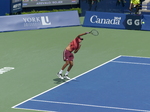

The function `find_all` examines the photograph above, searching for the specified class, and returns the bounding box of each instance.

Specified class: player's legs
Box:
[57,50,74,79]
[63,61,73,80]
[57,61,69,79]
[62,61,70,70]
[60,60,73,72]
[67,61,73,72]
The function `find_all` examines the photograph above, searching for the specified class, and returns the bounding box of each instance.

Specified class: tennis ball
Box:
[142,22,145,24]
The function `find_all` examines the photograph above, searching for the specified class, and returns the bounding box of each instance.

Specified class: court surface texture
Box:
[1,17,150,112]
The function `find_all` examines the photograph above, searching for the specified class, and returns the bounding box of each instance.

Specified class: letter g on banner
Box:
[134,19,140,26]
[127,19,140,26]
[127,19,132,25]
[124,15,142,30]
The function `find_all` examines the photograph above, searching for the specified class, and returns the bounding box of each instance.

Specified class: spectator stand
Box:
[139,0,150,14]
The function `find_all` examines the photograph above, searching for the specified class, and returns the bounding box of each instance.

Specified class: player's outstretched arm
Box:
[77,32,89,37]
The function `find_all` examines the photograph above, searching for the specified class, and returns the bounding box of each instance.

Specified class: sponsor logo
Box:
[127,19,143,26]
[23,16,51,27]
[41,16,51,25]
[90,15,121,25]
[13,3,22,11]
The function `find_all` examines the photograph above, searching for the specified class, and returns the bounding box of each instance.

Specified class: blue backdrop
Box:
[0,0,11,16]
[80,0,130,16]
[0,0,22,16]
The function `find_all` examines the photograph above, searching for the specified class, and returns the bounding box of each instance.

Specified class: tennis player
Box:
[57,32,89,79]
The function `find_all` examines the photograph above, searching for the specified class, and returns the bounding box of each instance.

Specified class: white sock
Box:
[59,70,63,74]
[65,71,69,76]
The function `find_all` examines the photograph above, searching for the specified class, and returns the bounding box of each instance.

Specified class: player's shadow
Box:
[53,78,66,84]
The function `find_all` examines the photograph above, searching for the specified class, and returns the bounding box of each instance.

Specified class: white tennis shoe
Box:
[57,73,64,79]
[64,75,71,80]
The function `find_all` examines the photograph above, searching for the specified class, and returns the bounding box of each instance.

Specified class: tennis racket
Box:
[89,29,99,36]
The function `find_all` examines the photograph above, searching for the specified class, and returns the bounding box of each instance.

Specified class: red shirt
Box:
[69,37,80,52]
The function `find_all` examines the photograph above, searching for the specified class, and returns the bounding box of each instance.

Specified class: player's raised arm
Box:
[77,32,89,37]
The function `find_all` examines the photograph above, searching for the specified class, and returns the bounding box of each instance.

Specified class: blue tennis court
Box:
[12,56,150,112]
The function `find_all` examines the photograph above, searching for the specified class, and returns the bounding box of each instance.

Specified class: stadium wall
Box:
[83,11,150,31]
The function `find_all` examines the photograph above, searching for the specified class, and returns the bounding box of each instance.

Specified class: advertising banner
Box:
[11,0,22,13]
[83,11,126,29]
[124,14,142,30]
[83,11,150,31]
[0,11,80,32]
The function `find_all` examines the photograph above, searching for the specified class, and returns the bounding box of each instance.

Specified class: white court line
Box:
[121,55,150,59]
[0,67,14,74]
[12,55,122,109]
[112,61,150,66]
[13,107,56,112]
[30,99,150,112]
